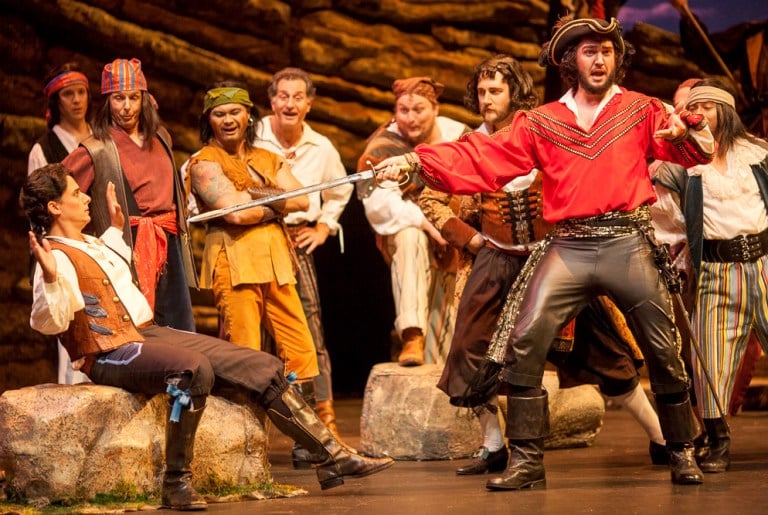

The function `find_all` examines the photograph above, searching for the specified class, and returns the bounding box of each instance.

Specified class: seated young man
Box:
[21,164,392,511]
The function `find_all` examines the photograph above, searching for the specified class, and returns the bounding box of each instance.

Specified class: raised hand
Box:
[29,231,57,283]
[106,181,125,230]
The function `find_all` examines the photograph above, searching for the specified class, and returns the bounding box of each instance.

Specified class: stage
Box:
[205,396,768,515]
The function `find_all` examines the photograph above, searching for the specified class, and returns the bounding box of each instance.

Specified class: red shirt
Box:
[417,89,711,224]
[63,126,175,216]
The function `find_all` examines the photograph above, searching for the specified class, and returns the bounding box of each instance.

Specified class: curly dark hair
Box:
[20,163,71,239]
[557,38,635,91]
[464,54,539,114]
[199,80,259,146]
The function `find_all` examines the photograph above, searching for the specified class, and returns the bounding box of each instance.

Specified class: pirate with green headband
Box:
[188,81,321,399]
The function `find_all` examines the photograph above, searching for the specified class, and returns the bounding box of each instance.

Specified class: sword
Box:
[640,224,731,431]
[188,161,410,224]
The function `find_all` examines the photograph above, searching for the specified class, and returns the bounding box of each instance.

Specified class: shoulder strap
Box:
[79,136,138,247]
[38,130,70,164]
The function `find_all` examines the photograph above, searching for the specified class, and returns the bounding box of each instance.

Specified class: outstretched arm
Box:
[651,108,714,167]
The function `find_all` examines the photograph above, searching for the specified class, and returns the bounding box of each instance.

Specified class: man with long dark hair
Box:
[654,78,768,474]
[61,58,196,333]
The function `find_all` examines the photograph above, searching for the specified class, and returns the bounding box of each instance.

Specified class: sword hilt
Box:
[367,159,411,188]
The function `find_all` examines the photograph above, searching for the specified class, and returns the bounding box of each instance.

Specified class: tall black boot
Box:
[486,391,549,491]
[290,381,324,469]
[162,405,208,511]
[265,386,394,490]
[655,396,704,485]
[699,418,730,473]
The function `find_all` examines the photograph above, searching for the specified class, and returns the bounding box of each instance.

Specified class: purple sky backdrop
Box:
[617,0,767,34]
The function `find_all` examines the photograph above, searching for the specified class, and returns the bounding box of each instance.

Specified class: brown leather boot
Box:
[291,381,325,469]
[317,399,357,452]
[162,405,208,511]
[398,327,425,366]
[266,387,394,490]
[486,391,549,491]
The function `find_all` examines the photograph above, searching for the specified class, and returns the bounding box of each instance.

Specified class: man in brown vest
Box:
[22,164,393,511]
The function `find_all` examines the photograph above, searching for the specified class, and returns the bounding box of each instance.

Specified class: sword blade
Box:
[188,169,374,223]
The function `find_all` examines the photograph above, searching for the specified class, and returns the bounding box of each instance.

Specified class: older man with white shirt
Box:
[252,67,353,462]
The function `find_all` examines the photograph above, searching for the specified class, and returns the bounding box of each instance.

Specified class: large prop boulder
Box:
[0,383,269,505]
[360,364,604,460]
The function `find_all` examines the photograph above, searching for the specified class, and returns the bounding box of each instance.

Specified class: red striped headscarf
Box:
[392,77,444,105]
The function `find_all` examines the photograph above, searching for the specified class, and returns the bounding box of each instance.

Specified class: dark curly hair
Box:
[557,37,634,91]
[464,54,539,114]
[199,80,259,146]
[20,164,71,239]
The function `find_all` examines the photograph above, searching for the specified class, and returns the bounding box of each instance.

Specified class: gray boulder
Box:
[360,364,604,460]
[0,383,269,505]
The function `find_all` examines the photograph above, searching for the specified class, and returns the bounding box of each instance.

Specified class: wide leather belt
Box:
[702,228,768,263]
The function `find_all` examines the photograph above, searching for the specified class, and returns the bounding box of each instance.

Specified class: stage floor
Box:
[206,397,767,515]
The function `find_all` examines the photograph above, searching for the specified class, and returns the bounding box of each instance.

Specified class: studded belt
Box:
[702,228,768,263]
[553,205,651,238]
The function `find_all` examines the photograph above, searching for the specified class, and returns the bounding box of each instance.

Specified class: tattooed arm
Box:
[189,159,275,225]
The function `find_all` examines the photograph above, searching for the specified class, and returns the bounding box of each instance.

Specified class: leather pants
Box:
[500,232,689,396]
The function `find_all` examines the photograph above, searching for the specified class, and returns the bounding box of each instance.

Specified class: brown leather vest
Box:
[50,242,144,372]
[480,172,552,248]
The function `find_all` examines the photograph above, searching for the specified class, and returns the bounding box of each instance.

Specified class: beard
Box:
[482,106,514,130]
[578,67,617,96]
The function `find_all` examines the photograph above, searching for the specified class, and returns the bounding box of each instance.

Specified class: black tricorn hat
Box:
[541,17,625,66]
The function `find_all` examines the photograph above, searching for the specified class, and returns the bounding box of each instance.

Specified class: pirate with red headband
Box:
[28,63,92,174]
[377,16,715,489]
[28,63,94,386]
[62,58,197,334]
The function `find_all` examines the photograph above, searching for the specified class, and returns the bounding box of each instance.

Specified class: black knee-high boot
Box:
[699,418,730,473]
[486,391,549,491]
[162,405,207,511]
[265,386,394,490]
[655,396,704,485]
